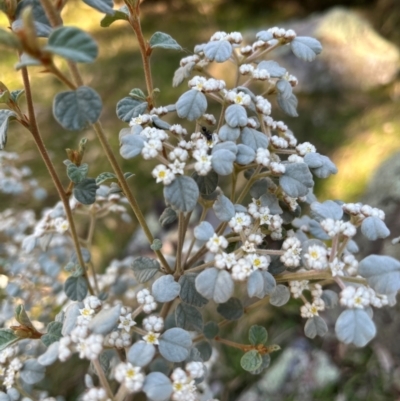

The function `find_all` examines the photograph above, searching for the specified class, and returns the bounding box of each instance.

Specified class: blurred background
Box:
[1,0,400,399]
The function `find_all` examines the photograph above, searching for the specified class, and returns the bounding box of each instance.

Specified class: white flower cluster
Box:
[210,31,243,44]
[137,289,158,313]
[171,362,205,401]
[0,347,21,389]
[255,95,272,115]
[340,286,388,309]
[289,278,309,298]
[320,218,356,238]
[129,114,153,126]
[296,142,316,156]
[114,362,145,393]
[143,315,164,332]
[180,54,200,67]
[267,27,297,40]
[342,202,385,222]
[300,284,325,318]
[188,76,226,92]
[224,90,251,106]
[280,236,302,267]
[58,296,104,361]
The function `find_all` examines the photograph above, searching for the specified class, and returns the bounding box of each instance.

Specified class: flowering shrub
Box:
[1,0,399,400]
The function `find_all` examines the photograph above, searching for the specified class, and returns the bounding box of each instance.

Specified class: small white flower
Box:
[143,331,160,345]
[84,296,102,310]
[246,253,270,270]
[228,212,252,233]
[168,159,186,175]
[300,302,320,318]
[193,150,212,176]
[329,258,345,277]
[118,313,137,332]
[206,234,228,253]
[79,306,95,320]
[152,165,176,185]
[225,90,251,106]
[114,362,144,393]
[296,142,316,156]
[241,240,257,253]
[340,286,370,309]
[210,31,228,41]
[54,217,69,233]
[304,245,328,270]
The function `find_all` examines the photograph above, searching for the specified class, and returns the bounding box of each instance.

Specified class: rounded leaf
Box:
[195,268,234,304]
[164,175,199,212]
[64,276,88,301]
[88,304,121,335]
[291,36,322,62]
[116,97,148,122]
[179,273,208,307]
[152,275,181,302]
[279,163,314,198]
[143,372,173,401]
[204,40,232,62]
[213,194,235,221]
[277,93,298,117]
[194,221,214,241]
[218,124,240,141]
[240,127,268,151]
[192,171,218,195]
[358,255,400,295]
[38,341,59,366]
[236,144,255,165]
[175,303,203,331]
[361,217,390,241]
[53,86,102,130]
[149,31,182,50]
[132,257,160,283]
[304,316,328,339]
[159,328,192,362]
[73,178,98,205]
[241,350,262,372]
[127,341,156,367]
[176,89,207,121]
[217,297,243,320]
[45,27,98,63]
[120,134,145,159]
[335,309,376,347]
[20,359,45,384]
[225,104,247,127]
[211,149,235,175]
[270,284,290,307]
[82,0,114,14]
[249,325,268,345]
[258,60,286,78]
